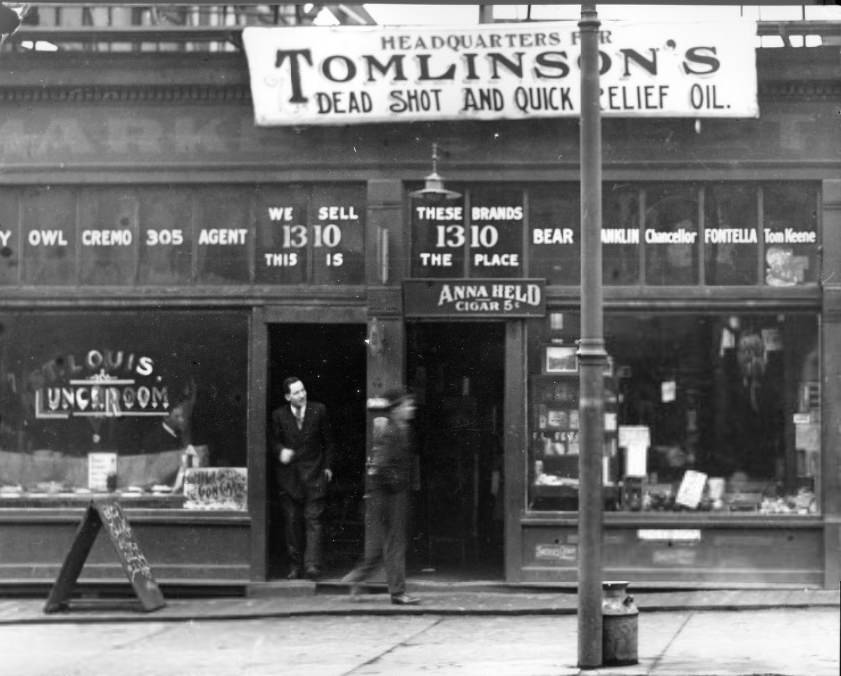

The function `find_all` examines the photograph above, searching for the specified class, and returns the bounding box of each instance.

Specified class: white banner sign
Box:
[242,20,758,126]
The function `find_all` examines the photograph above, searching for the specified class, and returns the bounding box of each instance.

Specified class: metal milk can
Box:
[602,580,639,666]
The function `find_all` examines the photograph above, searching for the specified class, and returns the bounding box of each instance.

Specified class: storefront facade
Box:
[0,24,839,589]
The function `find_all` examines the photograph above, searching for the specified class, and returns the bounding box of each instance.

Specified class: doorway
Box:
[267,323,367,579]
[407,322,506,580]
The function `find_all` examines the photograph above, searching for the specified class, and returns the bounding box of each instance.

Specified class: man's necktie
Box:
[294,407,303,430]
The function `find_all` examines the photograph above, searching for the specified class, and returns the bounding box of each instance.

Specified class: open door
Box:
[407,321,505,580]
[267,323,367,578]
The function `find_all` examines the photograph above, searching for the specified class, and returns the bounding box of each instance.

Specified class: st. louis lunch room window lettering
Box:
[0,311,248,506]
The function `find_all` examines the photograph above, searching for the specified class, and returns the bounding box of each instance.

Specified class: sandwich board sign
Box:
[44,500,165,613]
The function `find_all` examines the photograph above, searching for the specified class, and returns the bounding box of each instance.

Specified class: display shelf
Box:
[530,372,618,493]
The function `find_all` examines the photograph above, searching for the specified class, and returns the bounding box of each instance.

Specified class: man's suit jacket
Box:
[141,423,184,455]
[271,401,334,501]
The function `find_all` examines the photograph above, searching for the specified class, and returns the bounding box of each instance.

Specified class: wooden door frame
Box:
[248,305,367,581]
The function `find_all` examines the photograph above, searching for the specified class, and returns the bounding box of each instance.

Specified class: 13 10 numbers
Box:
[282,224,344,266]
[435,224,499,249]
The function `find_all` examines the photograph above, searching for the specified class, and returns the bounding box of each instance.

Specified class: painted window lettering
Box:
[533,228,575,244]
[198,228,247,245]
[32,349,168,418]
[145,229,183,246]
[28,230,69,246]
[82,230,133,246]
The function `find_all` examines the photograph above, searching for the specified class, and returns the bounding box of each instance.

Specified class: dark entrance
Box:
[407,322,506,579]
[267,323,367,579]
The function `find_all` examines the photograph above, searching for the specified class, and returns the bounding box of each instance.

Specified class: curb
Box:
[1,588,838,625]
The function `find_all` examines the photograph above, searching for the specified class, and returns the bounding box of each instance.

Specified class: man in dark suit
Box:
[142,403,188,454]
[271,376,335,579]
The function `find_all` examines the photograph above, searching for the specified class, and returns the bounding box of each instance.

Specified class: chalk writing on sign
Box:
[97,502,154,584]
[44,500,165,613]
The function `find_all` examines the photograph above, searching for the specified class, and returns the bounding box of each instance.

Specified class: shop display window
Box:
[528,312,820,516]
[0,311,248,507]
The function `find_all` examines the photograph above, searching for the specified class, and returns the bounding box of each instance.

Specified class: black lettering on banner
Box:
[44,500,165,613]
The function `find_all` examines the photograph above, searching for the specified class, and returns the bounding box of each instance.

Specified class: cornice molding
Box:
[760,80,841,100]
[0,80,836,105]
[0,84,251,104]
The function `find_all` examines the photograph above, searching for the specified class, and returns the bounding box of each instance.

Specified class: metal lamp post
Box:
[577,2,606,670]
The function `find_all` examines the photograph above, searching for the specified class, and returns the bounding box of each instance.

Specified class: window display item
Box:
[87,453,117,492]
[675,470,708,509]
[619,426,649,478]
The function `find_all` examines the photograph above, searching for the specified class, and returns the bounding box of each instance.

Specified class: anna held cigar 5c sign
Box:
[403,279,546,318]
[242,20,758,126]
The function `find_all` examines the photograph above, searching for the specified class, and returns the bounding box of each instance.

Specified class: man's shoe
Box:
[390,593,420,606]
[286,567,301,580]
[304,567,321,580]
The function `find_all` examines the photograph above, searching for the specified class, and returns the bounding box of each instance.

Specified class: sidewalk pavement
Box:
[1,582,838,676]
[0,579,837,624]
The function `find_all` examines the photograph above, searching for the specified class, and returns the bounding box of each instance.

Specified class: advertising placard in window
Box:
[529,184,580,285]
[468,187,524,278]
[138,187,193,285]
[22,186,77,285]
[195,187,251,284]
[763,183,818,286]
[410,194,466,278]
[78,188,139,286]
